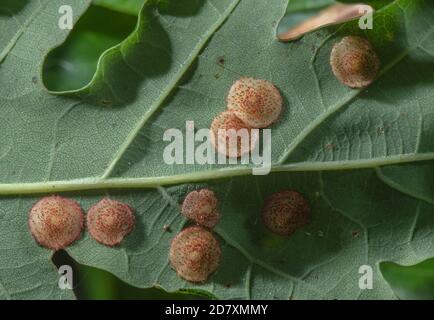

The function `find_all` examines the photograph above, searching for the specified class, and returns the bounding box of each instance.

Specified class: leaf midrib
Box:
[2,153,434,195]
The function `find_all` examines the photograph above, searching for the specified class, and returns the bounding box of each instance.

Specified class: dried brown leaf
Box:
[278,3,373,42]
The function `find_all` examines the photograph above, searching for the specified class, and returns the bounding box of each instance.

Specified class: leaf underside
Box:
[0,0,433,299]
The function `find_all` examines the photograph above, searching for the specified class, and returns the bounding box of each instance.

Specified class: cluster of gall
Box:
[211,77,283,158]
[29,196,135,250]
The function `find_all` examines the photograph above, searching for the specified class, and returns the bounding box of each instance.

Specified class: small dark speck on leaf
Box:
[325,143,335,150]
[224,283,231,288]
[32,76,38,84]
[163,225,172,232]
[217,56,225,66]
[377,126,388,136]
[352,230,360,238]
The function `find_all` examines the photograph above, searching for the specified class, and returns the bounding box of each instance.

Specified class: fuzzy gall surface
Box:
[28,195,84,250]
[262,190,310,236]
[181,189,220,229]
[330,36,380,88]
[210,110,258,158]
[169,226,221,283]
[87,198,135,247]
[227,77,282,128]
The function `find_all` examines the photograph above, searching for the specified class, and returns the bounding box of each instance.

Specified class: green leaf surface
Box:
[0,0,34,63]
[0,0,434,299]
[378,161,434,206]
